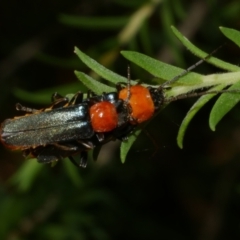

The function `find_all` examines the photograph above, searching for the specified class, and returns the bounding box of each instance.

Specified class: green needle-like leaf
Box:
[121,50,202,85]
[74,47,128,84]
[59,15,128,29]
[72,26,240,162]
[74,71,114,95]
[9,161,44,192]
[177,85,226,148]
[209,81,240,131]
[120,128,142,163]
[220,27,240,48]
[171,26,240,72]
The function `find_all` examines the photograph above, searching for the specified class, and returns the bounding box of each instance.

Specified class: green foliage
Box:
[209,81,240,131]
[2,2,240,239]
[59,15,129,30]
[171,26,240,71]
[220,26,240,47]
[9,161,44,192]
[74,26,240,160]
[74,47,129,85]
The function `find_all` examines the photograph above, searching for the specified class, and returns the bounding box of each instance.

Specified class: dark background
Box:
[1,0,240,239]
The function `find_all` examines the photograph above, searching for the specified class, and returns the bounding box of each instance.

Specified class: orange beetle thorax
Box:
[119,85,155,124]
[90,101,118,132]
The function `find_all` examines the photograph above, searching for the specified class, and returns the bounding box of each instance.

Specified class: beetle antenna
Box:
[166,88,240,103]
[159,44,225,90]
[126,64,131,103]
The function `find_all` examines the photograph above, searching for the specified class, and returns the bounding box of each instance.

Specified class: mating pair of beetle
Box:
[0,49,238,168]
[0,77,165,167]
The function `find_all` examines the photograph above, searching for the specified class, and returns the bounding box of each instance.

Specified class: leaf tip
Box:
[120,156,126,164]
[209,124,216,132]
[74,46,78,53]
[177,134,183,149]
[219,26,225,33]
[120,50,127,57]
[120,144,127,164]
[177,141,183,149]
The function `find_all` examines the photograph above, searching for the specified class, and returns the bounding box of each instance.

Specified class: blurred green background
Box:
[1,0,240,239]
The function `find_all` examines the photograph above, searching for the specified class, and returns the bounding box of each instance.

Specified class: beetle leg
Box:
[51,92,64,101]
[23,149,31,158]
[87,90,96,98]
[49,142,89,168]
[116,82,126,91]
[95,133,105,142]
[51,92,70,109]
[36,151,61,163]
[16,103,38,113]
[51,98,69,109]
[68,92,83,105]
[111,121,136,141]
[79,151,88,168]
[68,156,81,168]
[76,140,95,149]
[68,151,88,168]
[52,91,83,108]
[25,146,62,163]
[51,142,80,152]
